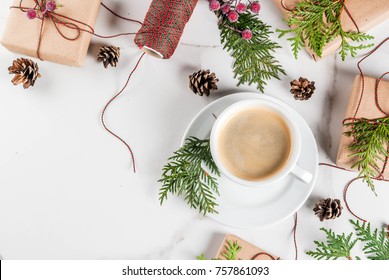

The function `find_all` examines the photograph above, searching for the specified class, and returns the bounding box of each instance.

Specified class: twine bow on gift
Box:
[319,37,389,223]
[10,0,141,61]
[11,0,96,60]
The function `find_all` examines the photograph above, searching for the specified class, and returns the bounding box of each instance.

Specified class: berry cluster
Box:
[209,0,261,40]
[26,1,59,20]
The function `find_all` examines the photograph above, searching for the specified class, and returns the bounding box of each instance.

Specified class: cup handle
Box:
[291,165,313,184]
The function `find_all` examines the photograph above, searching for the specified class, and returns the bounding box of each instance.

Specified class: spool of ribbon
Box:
[134,0,199,59]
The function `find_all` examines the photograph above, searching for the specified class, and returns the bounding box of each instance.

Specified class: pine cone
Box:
[386,225,389,239]
[97,45,120,68]
[8,58,41,89]
[189,70,219,96]
[290,77,316,100]
[313,198,343,222]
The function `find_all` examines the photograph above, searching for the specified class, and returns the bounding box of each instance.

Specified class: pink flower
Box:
[46,1,57,12]
[241,29,253,40]
[236,3,247,13]
[250,1,261,14]
[221,4,231,15]
[209,0,220,11]
[26,9,37,20]
[227,11,239,22]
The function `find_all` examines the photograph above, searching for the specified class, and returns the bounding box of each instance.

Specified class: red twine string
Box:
[280,0,294,12]
[293,212,298,260]
[100,2,143,26]
[101,53,145,173]
[251,252,278,260]
[319,163,389,223]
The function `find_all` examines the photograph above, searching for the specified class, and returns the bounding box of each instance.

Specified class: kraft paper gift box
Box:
[1,0,102,66]
[215,234,279,260]
[273,0,389,61]
[337,75,389,177]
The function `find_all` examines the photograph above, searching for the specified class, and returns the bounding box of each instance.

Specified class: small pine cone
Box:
[386,225,389,239]
[8,58,41,89]
[290,77,316,101]
[313,198,343,222]
[189,70,219,96]
[97,45,120,68]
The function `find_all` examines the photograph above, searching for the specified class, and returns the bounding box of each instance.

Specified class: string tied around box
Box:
[320,37,389,223]
[11,0,141,61]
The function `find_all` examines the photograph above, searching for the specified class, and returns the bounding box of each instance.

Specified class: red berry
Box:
[46,1,57,12]
[242,29,253,40]
[221,4,231,15]
[26,9,37,20]
[250,2,261,14]
[236,3,247,13]
[227,11,239,22]
[209,0,221,11]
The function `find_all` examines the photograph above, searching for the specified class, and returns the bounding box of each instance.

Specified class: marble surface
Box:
[0,0,389,260]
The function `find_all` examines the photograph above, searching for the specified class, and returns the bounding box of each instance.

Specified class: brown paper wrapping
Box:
[1,0,102,66]
[337,75,389,178]
[215,234,279,260]
[274,0,389,61]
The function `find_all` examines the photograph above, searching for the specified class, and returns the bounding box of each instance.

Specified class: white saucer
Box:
[182,93,318,228]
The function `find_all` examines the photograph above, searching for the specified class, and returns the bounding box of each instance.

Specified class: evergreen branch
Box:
[306,228,357,260]
[307,220,389,260]
[351,220,389,260]
[344,117,389,193]
[222,240,242,260]
[159,137,220,215]
[217,10,285,92]
[196,240,241,260]
[196,253,207,260]
[277,0,374,60]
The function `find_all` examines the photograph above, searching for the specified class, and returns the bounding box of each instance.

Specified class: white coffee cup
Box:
[210,99,312,187]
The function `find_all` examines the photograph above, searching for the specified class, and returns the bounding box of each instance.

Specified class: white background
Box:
[0,0,389,260]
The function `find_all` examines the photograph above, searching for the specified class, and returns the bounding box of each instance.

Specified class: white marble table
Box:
[0,0,388,260]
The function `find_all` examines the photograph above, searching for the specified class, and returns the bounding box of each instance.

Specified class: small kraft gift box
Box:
[215,234,279,260]
[1,0,102,66]
[274,0,389,61]
[337,75,389,178]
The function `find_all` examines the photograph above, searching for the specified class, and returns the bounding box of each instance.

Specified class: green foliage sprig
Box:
[306,228,357,260]
[222,240,242,260]
[351,220,389,260]
[307,220,389,260]
[277,0,374,60]
[343,117,389,193]
[197,240,241,260]
[159,137,220,215]
[212,4,285,92]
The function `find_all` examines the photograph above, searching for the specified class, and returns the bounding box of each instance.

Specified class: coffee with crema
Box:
[218,108,292,181]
